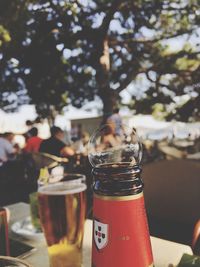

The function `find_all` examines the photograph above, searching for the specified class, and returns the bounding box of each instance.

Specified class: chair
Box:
[192,220,200,255]
[142,159,200,251]
[0,154,38,205]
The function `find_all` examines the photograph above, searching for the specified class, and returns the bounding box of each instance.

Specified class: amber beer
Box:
[92,163,154,267]
[38,181,86,267]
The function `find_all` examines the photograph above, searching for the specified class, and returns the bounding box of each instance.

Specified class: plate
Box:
[11,217,44,240]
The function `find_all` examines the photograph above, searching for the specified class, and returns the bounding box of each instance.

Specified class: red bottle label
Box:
[92,192,153,267]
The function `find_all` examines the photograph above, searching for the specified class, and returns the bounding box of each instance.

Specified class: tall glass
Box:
[38,181,87,267]
[0,256,32,267]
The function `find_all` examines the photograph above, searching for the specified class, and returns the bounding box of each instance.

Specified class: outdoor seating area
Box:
[1,1,200,266]
[1,126,200,258]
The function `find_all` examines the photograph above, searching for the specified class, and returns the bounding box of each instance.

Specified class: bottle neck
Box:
[92,163,143,196]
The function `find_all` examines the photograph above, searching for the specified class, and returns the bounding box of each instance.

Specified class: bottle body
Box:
[92,163,153,267]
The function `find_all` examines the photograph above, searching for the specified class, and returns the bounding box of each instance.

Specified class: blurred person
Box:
[24,127,43,153]
[26,120,33,129]
[102,124,121,148]
[39,126,74,157]
[13,134,26,149]
[33,116,46,137]
[70,122,78,142]
[0,132,17,166]
[80,131,90,155]
[63,129,71,145]
[82,131,90,147]
[77,123,83,140]
[107,107,123,136]
[34,116,42,125]
[71,129,89,155]
[23,120,34,141]
[131,127,139,144]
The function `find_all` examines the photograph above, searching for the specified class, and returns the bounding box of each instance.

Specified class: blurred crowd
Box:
[0,119,91,205]
[0,108,124,168]
[1,108,200,169]
[0,122,90,167]
[1,109,200,208]
[0,109,124,206]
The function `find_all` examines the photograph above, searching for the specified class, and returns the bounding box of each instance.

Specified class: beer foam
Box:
[38,181,86,195]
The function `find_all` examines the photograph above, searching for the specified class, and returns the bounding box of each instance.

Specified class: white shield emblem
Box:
[94,219,108,250]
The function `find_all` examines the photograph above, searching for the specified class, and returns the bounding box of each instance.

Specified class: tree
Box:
[0,0,200,121]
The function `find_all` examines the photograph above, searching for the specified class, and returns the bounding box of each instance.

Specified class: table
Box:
[187,152,200,160]
[158,144,186,159]
[7,202,193,267]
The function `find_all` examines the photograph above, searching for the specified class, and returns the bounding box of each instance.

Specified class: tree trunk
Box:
[96,37,117,121]
[100,87,117,120]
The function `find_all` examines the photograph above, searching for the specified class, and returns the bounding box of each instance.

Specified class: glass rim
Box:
[60,173,86,179]
[49,173,86,183]
[0,256,32,266]
[38,180,87,195]
[62,173,85,176]
[49,172,86,181]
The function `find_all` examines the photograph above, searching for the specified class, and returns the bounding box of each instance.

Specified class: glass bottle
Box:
[88,124,154,267]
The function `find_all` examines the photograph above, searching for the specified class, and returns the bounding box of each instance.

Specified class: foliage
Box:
[0,0,200,121]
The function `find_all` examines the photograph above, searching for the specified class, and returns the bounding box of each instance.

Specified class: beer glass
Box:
[30,173,86,232]
[38,180,87,267]
[0,256,32,267]
[47,172,86,185]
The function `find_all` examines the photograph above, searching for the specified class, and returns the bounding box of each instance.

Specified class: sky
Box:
[0,104,99,133]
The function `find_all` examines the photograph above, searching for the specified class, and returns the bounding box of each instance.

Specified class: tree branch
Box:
[109,27,198,46]
[100,0,123,37]
[115,68,141,94]
[145,72,172,91]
